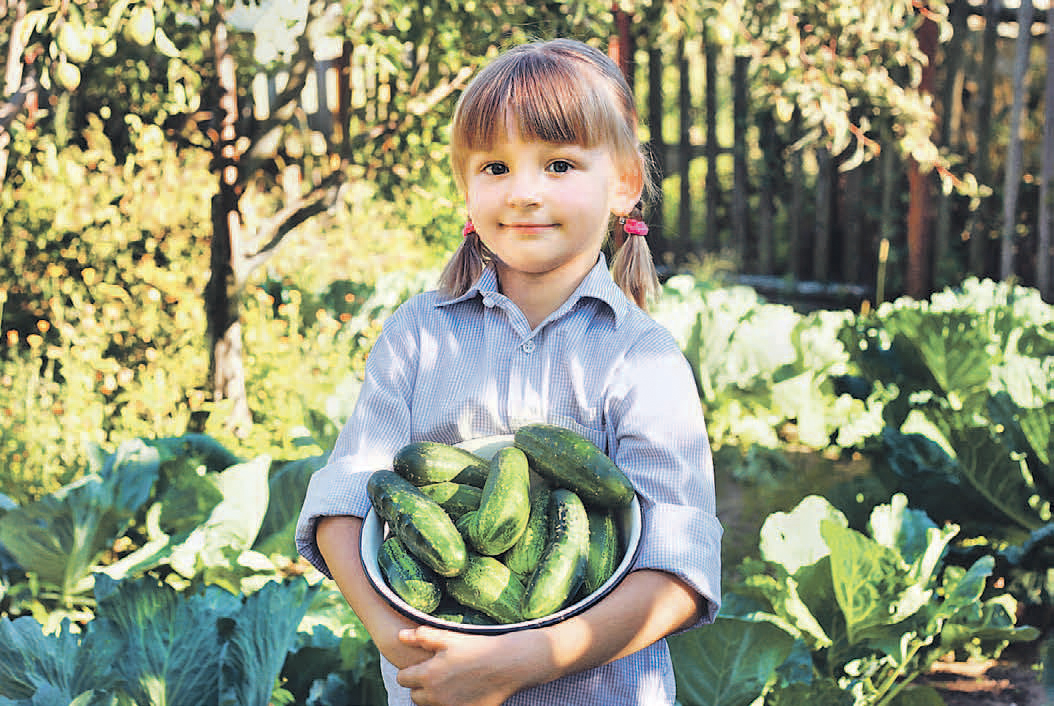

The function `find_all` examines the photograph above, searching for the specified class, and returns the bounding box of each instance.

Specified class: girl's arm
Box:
[315,515,435,669]
[395,568,703,706]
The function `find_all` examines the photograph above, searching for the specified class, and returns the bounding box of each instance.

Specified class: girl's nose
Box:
[506,173,542,208]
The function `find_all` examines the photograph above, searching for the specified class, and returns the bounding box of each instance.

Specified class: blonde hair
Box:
[438,38,660,309]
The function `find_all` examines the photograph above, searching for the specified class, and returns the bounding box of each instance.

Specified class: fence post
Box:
[934,0,969,286]
[1040,1,1054,299]
[905,4,938,298]
[1001,0,1033,280]
[704,27,720,254]
[677,35,692,255]
[732,54,750,269]
[647,37,666,257]
[969,0,1002,277]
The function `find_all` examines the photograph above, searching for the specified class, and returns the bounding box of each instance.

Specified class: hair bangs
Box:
[450,44,628,186]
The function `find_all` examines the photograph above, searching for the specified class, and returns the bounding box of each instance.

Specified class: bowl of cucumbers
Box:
[360,424,642,634]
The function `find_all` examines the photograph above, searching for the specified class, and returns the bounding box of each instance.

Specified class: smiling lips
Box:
[502,223,556,233]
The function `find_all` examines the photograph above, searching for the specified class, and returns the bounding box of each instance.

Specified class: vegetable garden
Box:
[2,0,1054,704]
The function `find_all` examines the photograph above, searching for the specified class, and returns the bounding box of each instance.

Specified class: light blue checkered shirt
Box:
[296,256,722,705]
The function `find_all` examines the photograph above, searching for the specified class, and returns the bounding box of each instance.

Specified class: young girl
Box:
[296,38,721,705]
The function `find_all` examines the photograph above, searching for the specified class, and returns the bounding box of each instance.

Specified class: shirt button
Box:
[482,297,494,308]
[521,340,535,354]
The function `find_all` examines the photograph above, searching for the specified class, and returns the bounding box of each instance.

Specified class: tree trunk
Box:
[790,110,806,279]
[609,4,634,86]
[0,0,27,181]
[677,35,692,256]
[732,54,750,269]
[1001,0,1033,280]
[905,5,939,298]
[934,0,969,287]
[704,27,720,254]
[814,148,832,282]
[647,40,665,254]
[1040,0,1054,299]
[205,16,252,436]
[970,0,1002,276]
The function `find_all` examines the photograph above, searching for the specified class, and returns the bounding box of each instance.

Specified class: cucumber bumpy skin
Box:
[583,508,620,595]
[367,470,467,577]
[392,441,489,487]
[521,488,590,621]
[377,535,442,613]
[513,423,634,508]
[445,554,526,624]
[469,446,532,556]
[503,485,552,576]
[418,481,483,520]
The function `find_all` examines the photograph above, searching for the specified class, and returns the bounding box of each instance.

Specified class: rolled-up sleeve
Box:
[608,331,723,629]
[294,304,420,577]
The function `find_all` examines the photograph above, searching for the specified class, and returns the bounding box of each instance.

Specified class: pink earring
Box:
[462,221,476,238]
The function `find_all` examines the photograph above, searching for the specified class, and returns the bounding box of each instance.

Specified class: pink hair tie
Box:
[462,221,476,238]
[623,218,648,236]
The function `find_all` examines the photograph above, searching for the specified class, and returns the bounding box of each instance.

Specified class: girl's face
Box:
[463,127,640,295]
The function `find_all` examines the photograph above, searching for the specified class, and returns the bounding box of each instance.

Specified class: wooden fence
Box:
[257,1,1054,307]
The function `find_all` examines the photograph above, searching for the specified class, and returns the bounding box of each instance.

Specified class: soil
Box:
[714,448,1052,706]
[917,658,1048,706]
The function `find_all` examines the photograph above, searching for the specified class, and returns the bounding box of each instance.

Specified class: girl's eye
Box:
[482,162,508,176]
[548,160,573,173]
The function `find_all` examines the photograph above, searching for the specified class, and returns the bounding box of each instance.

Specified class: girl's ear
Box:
[611,161,644,216]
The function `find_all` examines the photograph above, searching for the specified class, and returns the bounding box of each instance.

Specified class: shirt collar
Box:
[437,254,630,328]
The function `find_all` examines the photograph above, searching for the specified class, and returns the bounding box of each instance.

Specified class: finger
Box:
[399,625,450,652]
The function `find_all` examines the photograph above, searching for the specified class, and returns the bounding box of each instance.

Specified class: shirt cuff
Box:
[632,501,723,631]
[294,460,375,577]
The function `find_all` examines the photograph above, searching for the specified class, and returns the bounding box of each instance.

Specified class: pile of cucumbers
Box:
[366,423,636,626]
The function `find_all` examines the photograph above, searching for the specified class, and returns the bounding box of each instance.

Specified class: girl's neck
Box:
[495,257,596,330]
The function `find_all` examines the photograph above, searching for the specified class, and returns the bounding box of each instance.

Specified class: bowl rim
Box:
[359,434,642,634]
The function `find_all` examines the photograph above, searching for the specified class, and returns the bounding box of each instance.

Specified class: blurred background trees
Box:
[1,0,1050,441]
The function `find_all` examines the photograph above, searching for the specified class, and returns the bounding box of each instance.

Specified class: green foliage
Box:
[709,494,1039,705]
[0,119,213,498]
[654,274,880,451]
[0,575,319,706]
[839,278,1054,540]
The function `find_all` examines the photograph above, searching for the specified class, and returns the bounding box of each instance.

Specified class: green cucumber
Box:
[377,535,442,613]
[521,489,589,620]
[367,470,467,577]
[583,508,620,595]
[418,481,483,519]
[513,424,634,508]
[503,485,551,576]
[392,441,489,487]
[455,510,478,544]
[432,599,496,626]
[469,446,531,555]
[445,554,525,624]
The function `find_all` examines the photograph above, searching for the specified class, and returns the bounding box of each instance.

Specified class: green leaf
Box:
[822,520,930,644]
[925,557,993,631]
[168,455,271,583]
[950,422,1048,531]
[253,455,325,557]
[759,495,847,575]
[88,575,239,706]
[0,440,158,597]
[669,616,796,706]
[218,578,319,706]
[0,616,120,703]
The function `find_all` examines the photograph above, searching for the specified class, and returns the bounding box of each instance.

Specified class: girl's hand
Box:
[395,626,540,706]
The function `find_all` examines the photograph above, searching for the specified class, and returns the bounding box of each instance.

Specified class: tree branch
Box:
[0,69,37,137]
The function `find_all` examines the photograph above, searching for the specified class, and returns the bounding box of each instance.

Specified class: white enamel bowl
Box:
[360,435,642,634]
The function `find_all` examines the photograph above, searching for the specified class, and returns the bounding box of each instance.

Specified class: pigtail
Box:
[611,205,660,310]
[438,224,487,298]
